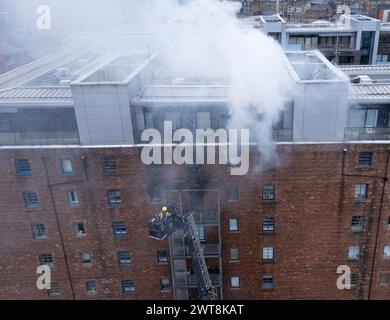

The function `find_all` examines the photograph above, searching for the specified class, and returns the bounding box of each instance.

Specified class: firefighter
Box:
[161,206,169,219]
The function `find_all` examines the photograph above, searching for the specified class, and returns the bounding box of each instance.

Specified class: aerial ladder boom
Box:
[148,205,218,300]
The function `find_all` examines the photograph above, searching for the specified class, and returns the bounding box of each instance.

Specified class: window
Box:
[227,186,238,201]
[39,254,54,267]
[384,245,390,258]
[388,217,390,230]
[348,245,360,260]
[15,159,31,175]
[85,281,97,294]
[102,156,117,173]
[157,250,168,263]
[262,185,275,201]
[74,223,86,237]
[107,189,122,204]
[263,153,276,171]
[379,273,390,285]
[262,275,274,289]
[262,247,274,262]
[230,248,239,261]
[67,191,80,205]
[48,283,60,296]
[23,191,39,209]
[354,184,368,200]
[61,159,73,174]
[149,185,162,203]
[160,278,170,291]
[80,252,91,264]
[118,251,132,267]
[262,217,275,232]
[122,280,135,294]
[32,224,47,239]
[228,218,239,231]
[350,274,358,288]
[351,216,364,232]
[112,221,127,237]
[197,225,205,241]
[358,152,372,168]
[231,276,240,288]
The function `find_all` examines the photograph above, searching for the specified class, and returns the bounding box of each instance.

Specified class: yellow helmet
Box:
[162,206,168,212]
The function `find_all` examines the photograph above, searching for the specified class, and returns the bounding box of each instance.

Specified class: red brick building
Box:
[0,143,390,299]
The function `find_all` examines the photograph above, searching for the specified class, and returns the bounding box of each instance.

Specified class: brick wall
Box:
[0,143,389,299]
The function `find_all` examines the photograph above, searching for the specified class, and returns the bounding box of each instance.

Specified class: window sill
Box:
[261,288,274,291]
[262,260,275,264]
[227,199,239,202]
[230,287,240,290]
[160,289,172,293]
[355,166,372,170]
[261,231,276,235]
[229,260,240,263]
[157,261,169,265]
[228,230,239,234]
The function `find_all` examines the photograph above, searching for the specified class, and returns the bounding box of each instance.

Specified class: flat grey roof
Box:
[133,85,230,104]
[349,84,390,101]
[0,86,73,105]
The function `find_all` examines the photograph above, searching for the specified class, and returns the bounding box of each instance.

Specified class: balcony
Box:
[187,273,221,287]
[171,243,220,258]
[0,131,80,146]
[193,210,219,225]
[345,127,390,140]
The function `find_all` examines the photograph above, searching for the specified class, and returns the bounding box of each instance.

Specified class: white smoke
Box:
[143,0,294,156]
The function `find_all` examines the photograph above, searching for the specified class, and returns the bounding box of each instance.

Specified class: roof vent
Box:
[351,75,373,84]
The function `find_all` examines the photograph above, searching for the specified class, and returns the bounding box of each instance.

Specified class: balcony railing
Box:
[345,127,390,141]
[187,273,221,287]
[0,131,80,146]
[171,243,220,257]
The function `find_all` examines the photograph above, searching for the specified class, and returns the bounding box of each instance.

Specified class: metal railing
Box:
[344,127,390,141]
[0,131,80,146]
[187,273,221,286]
[171,243,220,258]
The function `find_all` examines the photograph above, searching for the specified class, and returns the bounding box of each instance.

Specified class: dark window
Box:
[32,224,47,239]
[102,156,117,173]
[80,252,91,264]
[228,218,239,231]
[149,185,162,202]
[388,217,390,230]
[379,272,390,284]
[67,191,80,205]
[354,184,368,200]
[227,186,239,201]
[48,283,60,296]
[358,152,373,168]
[350,274,358,288]
[262,185,275,201]
[263,153,276,170]
[157,250,168,263]
[122,280,135,293]
[112,221,127,237]
[15,159,31,175]
[39,254,54,266]
[74,223,86,236]
[348,246,360,260]
[230,248,239,261]
[118,251,132,267]
[107,189,122,204]
[262,275,274,289]
[160,278,171,291]
[262,217,275,232]
[85,281,97,294]
[351,216,364,232]
[23,191,39,209]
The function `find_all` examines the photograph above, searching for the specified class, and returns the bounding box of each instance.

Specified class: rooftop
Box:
[0,86,73,105]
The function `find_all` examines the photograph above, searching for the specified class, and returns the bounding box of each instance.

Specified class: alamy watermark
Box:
[36,265,51,290]
[336,265,352,290]
[140,121,250,175]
